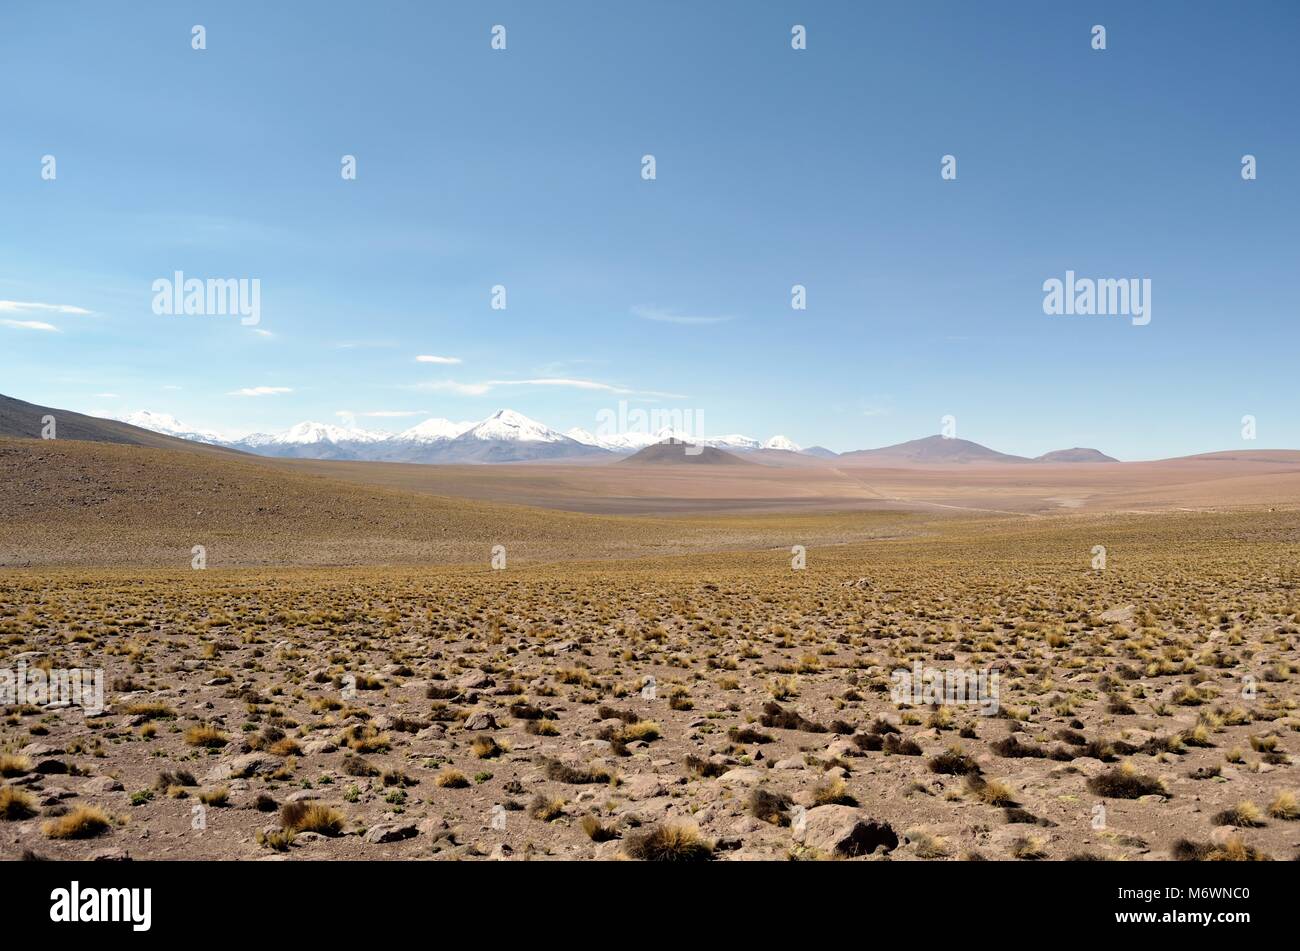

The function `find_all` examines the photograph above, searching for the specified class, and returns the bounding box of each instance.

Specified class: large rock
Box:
[81,776,125,794]
[20,742,64,757]
[456,670,493,691]
[719,767,765,785]
[797,806,898,857]
[462,711,498,731]
[203,753,274,783]
[622,774,667,801]
[364,822,418,844]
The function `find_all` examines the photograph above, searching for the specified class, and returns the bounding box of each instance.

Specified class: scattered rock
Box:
[463,711,498,731]
[797,806,899,858]
[81,776,125,794]
[364,822,418,844]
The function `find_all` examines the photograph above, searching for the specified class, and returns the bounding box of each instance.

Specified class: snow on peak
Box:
[399,417,475,443]
[241,421,384,446]
[708,433,761,451]
[461,409,567,443]
[113,407,805,457]
[115,410,227,444]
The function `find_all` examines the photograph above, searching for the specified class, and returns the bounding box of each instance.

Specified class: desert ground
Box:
[1,436,1298,860]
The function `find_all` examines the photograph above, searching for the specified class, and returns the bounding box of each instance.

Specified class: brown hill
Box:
[1035,448,1118,463]
[839,435,1028,466]
[0,393,241,457]
[617,441,754,465]
[0,436,695,567]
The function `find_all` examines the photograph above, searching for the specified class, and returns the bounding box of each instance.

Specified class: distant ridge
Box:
[839,435,1030,465]
[1035,447,1118,463]
[2,392,1136,466]
[617,441,753,465]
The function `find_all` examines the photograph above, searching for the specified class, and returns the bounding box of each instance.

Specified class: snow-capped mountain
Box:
[708,434,762,451]
[459,409,567,443]
[567,427,780,453]
[241,421,386,448]
[113,407,823,464]
[565,427,662,452]
[397,418,474,443]
[113,411,227,446]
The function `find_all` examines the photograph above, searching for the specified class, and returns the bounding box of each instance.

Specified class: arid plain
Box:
[2,432,1299,861]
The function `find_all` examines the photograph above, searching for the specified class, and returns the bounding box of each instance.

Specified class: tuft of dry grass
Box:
[280,802,344,836]
[124,701,175,720]
[528,793,565,821]
[0,785,37,820]
[1173,836,1271,862]
[1086,763,1166,799]
[472,736,507,759]
[812,775,856,807]
[434,768,471,789]
[1010,835,1048,860]
[198,787,229,806]
[928,745,981,775]
[908,829,950,858]
[184,724,229,748]
[44,806,112,839]
[1213,801,1265,828]
[749,787,793,825]
[1267,790,1298,820]
[580,814,620,842]
[538,756,615,785]
[964,774,1016,806]
[624,822,714,862]
[0,754,32,778]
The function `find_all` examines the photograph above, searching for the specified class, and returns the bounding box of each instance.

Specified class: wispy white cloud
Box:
[0,300,94,316]
[408,377,685,399]
[487,378,686,398]
[335,409,427,418]
[407,380,492,396]
[251,328,274,338]
[334,340,396,350]
[0,318,60,332]
[632,305,733,326]
[415,354,461,365]
[227,386,293,397]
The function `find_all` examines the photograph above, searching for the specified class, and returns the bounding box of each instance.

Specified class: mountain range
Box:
[0,393,1120,466]
[109,407,820,464]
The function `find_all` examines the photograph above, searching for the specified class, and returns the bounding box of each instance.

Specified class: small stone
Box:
[90,848,132,861]
[82,776,125,794]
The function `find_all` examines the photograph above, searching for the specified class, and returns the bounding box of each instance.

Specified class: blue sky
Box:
[2,1,1296,458]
